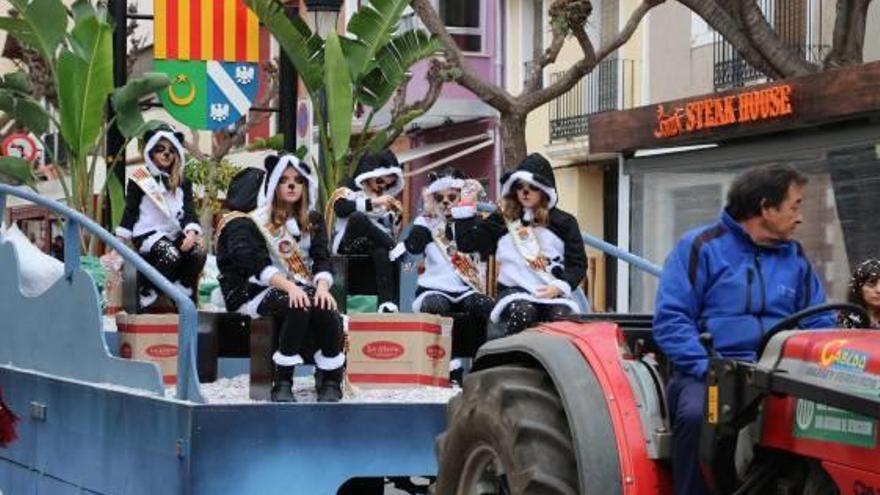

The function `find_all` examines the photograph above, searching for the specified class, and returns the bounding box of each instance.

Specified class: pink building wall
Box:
[406,0,501,102]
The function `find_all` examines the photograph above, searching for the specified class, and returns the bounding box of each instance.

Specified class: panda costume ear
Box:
[173,131,186,147]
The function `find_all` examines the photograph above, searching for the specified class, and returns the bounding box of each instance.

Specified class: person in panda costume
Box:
[330,150,405,313]
[216,154,345,403]
[116,126,206,308]
[453,153,586,335]
[397,167,494,322]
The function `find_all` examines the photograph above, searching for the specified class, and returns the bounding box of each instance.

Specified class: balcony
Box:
[712,0,828,91]
[548,58,634,142]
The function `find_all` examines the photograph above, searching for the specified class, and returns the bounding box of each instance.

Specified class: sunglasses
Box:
[514,182,540,193]
[433,192,460,203]
[374,176,398,188]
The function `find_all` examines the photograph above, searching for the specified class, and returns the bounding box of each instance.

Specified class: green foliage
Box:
[324,31,353,162]
[111,73,171,139]
[0,72,50,134]
[244,0,440,202]
[245,133,286,152]
[185,158,242,213]
[0,0,166,229]
[0,156,35,187]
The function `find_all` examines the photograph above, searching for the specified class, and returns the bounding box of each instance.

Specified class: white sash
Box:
[129,165,180,231]
[506,219,557,286]
[430,219,485,292]
[250,208,312,285]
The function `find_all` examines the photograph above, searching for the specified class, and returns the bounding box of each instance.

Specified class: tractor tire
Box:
[803,464,839,495]
[434,365,579,495]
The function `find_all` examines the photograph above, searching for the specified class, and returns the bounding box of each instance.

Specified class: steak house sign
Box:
[653,84,793,139]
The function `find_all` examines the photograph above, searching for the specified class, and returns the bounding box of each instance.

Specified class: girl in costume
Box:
[331,150,405,313]
[216,155,345,402]
[398,167,494,322]
[839,258,880,329]
[453,153,586,334]
[116,127,206,308]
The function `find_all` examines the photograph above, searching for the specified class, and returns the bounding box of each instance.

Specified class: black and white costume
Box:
[453,153,586,334]
[216,154,345,402]
[116,128,205,307]
[399,169,494,322]
[332,150,405,312]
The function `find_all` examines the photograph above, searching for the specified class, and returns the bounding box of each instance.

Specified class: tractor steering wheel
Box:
[758,302,870,352]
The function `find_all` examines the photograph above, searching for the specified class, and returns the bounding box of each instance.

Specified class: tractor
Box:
[434,304,880,495]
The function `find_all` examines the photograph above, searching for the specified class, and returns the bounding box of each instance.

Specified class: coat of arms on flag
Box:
[154,0,261,130]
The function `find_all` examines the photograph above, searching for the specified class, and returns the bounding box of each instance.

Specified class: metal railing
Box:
[549,58,635,141]
[0,184,204,403]
[712,0,827,90]
[476,202,661,277]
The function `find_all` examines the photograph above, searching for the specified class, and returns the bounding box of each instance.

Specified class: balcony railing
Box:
[548,58,634,142]
[712,0,827,90]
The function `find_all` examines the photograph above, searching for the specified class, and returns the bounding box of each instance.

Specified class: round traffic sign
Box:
[2,133,38,161]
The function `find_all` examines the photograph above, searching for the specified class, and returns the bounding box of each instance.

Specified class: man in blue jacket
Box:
[653,164,835,494]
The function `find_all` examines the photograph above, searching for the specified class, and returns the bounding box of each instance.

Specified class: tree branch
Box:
[738,0,817,76]
[410,0,516,113]
[524,12,570,93]
[521,0,660,111]
[679,0,784,79]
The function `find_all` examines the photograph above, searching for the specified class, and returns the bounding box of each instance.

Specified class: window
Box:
[439,0,483,53]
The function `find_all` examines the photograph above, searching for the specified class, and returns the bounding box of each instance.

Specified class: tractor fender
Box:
[473,321,670,495]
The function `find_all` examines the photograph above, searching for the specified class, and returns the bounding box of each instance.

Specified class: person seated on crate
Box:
[115,126,206,309]
[453,153,587,335]
[328,150,405,313]
[216,154,345,403]
[396,167,495,329]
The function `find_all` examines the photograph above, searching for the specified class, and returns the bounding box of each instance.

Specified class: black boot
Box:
[270,365,295,403]
[315,367,344,403]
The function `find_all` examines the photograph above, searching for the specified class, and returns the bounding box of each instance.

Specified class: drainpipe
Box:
[493,0,505,187]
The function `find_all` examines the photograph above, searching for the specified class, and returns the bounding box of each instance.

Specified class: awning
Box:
[397,132,492,164]
[400,132,495,178]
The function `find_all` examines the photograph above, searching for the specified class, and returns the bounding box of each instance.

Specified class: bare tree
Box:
[411,0,664,168]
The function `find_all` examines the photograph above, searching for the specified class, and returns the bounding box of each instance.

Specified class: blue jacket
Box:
[653,211,834,378]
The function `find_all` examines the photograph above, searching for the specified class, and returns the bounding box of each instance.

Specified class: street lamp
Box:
[304,0,343,38]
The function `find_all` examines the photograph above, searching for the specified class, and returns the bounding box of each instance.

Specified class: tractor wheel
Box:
[434,365,578,495]
[803,464,839,495]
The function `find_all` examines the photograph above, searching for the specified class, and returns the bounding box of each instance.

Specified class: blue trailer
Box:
[0,184,660,494]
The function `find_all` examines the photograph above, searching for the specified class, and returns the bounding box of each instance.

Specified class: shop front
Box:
[590,61,880,312]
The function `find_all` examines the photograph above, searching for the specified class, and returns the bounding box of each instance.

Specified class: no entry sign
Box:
[2,133,39,161]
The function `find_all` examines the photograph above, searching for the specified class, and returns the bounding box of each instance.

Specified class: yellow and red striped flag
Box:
[154,0,259,63]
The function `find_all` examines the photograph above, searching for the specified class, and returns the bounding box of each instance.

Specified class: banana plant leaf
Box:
[0,72,50,134]
[324,31,353,162]
[343,0,410,80]
[5,0,67,62]
[0,156,35,187]
[106,170,125,228]
[56,14,113,160]
[110,73,170,139]
[357,29,440,109]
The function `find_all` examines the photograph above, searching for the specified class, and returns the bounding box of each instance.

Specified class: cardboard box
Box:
[347,313,453,388]
[116,312,179,385]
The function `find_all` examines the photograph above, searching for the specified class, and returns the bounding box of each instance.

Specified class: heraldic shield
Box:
[154,0,261,130]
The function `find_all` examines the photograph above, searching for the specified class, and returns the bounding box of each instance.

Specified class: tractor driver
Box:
[653,164,835,495]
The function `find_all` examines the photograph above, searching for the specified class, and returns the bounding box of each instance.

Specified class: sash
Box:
[130,165,177,226]
[505,218,557,285]
[430,221,485,292]
[217,210,313,285]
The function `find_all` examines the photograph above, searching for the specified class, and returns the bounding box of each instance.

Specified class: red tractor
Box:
[434,304,880,494]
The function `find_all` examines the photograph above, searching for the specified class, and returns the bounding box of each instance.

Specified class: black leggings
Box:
[500,297,572,335]
[420,292,494,321]
[256,286,344,365]
[338,212,396,305]
[142,235,206,297]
